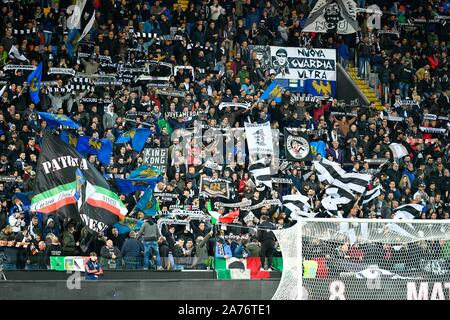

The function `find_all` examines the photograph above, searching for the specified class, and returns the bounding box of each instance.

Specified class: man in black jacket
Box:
[256,215,276,271]
[379,59,391,103]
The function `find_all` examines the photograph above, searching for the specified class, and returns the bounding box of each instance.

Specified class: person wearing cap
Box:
[43,218,60,239]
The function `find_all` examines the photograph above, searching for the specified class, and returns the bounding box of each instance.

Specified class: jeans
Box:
[43,31,52,46]
[358,56,369,78]
[339,56,349,69]
[186,23,194,36]
[144,241,160,269]
[399,82,410,99]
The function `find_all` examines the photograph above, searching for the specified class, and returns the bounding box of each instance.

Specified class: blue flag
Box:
[27,62,43,104]
[114,177,160,195]
[136,187,158,217]
[76,136,113,166]
[60,131,78,147]
[261,81,283,103]
[116,128,152,152]
[13,192,33,208]
[37,112,81,129]
[304,79,336,97]
[129,165,162,180]
[113,216,144,234]
[310,140,326,158]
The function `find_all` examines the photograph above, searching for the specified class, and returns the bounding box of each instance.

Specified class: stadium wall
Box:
[0,279,281,300]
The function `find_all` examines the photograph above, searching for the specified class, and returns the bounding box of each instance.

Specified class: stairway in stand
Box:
[347,66,384,111]
[174,0,189,10]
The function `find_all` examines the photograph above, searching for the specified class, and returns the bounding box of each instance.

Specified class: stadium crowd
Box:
[0,0,449,273]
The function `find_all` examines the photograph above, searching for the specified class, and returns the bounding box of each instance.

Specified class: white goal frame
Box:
[272,218,450,300]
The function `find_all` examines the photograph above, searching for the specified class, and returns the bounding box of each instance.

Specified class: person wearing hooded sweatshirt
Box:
[43,218,60,239]
[137,218,162,270]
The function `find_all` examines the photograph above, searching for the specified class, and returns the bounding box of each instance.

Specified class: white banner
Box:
[269,47,336,80]
[302,0,358,34]
[244,122,274,157]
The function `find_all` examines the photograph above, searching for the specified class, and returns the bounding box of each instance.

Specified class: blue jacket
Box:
[233,243,249,258]
[338,43,350,60]
[402,169,415,185]
[121,238,144,257]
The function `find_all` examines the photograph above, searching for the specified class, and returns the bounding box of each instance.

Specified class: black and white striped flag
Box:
[325,186,356,202]
[393,204,424,220]
[321,196,351,211]
[248,159,272,189]
[362,185,382,205]
[314,159,372,194]
[282,194,314,219]
[79,0,95,41]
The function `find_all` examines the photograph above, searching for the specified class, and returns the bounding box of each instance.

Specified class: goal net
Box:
[272,218,450,300]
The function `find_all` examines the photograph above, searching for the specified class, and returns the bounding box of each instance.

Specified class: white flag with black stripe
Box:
[314,158,372,194]
[389,143,409,160]
[248,159,272,189]
[325,186,355,202]
[8,45,28,61]
[362,185,382,205]
[321,195,352,211]
[393,204,424,220]
[68,0,95,42]
[282,194,315,219]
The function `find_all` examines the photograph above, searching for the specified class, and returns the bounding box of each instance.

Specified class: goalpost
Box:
[272,218,450,300]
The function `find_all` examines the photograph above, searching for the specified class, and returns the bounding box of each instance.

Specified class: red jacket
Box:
[313,101,332,121]
[427,56,439,69]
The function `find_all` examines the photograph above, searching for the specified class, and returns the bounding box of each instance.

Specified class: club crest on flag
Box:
[286,135,310,159]
[125,129,136,138]
[26,62,42,104]
[312,80,332,96]
[302,0,358,34]
[145,198,154,210]
[261,81,283,102]
[88,138,102,151]
[131,166,161,179]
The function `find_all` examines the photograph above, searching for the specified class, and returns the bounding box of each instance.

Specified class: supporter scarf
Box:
[3,64,36,71]
[419,127,447,134]
[241,199,282,211]
[393,100,419,108]
[218,102,251,110]
[377,30,400,37]
[214,200,252,208]
[423,114,449,122]
[155,89,186,98]
[13,28,37,35]
[48,68,76,76]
